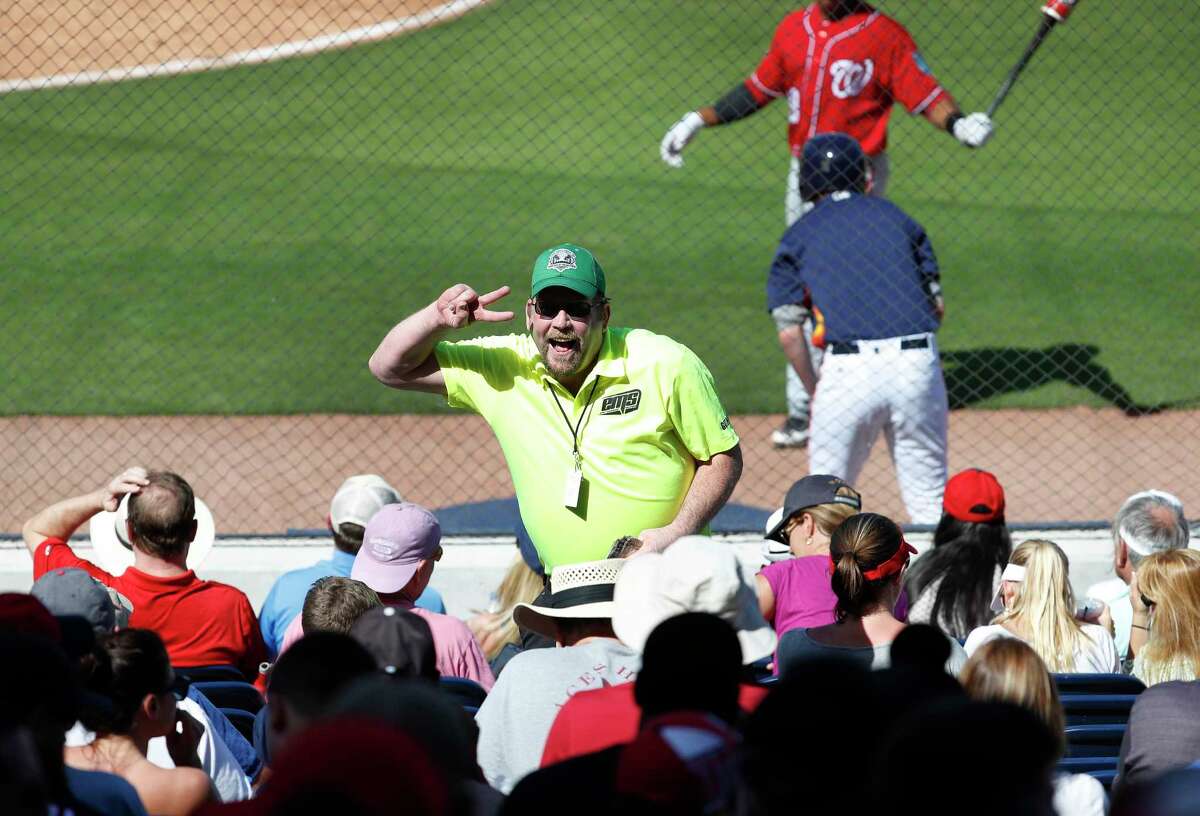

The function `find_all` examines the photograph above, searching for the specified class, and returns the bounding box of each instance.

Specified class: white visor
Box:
[989,563,1027,614]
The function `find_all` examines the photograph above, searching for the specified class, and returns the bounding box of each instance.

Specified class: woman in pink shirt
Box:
[756,475,862,639]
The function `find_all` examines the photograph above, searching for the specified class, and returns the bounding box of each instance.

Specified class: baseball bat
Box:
[987,15,1057,117]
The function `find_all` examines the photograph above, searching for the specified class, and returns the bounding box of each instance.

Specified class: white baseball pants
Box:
[808,333,948,524]
[783,151,891,421]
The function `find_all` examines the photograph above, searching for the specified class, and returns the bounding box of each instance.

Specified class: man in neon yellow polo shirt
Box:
[368,243,743,571]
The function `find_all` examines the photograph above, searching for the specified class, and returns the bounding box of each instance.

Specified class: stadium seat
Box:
[1060,694,1139,726]
[221,708,257,742]
[1064,723,1127,757]
[439,676,487,709]
[1053,673,1145,696]
[1057,757,1119,775]
[193,681,264,714]
[1088,769,1118,791]
[176,665,244,683]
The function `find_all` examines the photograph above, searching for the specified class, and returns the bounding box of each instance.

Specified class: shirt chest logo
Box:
[600,389,641,416]
[829,58,873,99]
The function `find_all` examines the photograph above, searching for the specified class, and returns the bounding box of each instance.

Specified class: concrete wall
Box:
[1,528,1125,620]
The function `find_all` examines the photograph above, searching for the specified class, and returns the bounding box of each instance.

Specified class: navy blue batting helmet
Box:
[799,132,868,200]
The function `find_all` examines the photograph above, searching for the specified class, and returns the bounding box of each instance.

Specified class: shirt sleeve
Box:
[32,538,116,585]
[910,220,940,285]
[745,18,789,105]
[434,336,522,415]
[666,345,740,462]
[884,23,946,115]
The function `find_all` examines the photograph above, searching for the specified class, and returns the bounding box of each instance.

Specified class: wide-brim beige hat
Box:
[612,536,776,665]
[88,493,215,575]
[513,558,625,640]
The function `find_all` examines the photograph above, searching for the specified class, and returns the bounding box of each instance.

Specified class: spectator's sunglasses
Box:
[532,296,609,320]
[1140,593,1155,610]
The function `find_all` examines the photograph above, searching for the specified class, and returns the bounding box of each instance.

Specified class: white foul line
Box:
[0,0,492,95]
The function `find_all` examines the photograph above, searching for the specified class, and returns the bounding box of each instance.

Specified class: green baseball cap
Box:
[530,243,606,300]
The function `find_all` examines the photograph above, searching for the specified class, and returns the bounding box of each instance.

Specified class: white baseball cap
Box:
[330,475,402,530]
[88,493,215,576]
[612,536,776,665]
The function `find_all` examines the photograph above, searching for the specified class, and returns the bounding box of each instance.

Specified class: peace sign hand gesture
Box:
[435,284,515,330]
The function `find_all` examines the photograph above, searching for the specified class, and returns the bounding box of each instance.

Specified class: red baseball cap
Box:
[943,469,1006,523]
[0,593,62,642]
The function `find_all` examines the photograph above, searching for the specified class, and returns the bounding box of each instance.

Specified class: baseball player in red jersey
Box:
[660,0,992,448]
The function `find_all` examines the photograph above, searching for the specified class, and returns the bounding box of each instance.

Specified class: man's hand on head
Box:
[101,468,150,512]
[434,284,515,330]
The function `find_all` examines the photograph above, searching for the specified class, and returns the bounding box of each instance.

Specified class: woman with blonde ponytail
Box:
[776,513,967,675]
[964,539,1119,673]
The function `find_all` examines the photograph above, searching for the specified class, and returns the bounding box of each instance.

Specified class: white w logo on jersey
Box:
[829,59,874,99]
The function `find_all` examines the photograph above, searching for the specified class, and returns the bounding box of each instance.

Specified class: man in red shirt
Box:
[23,467,268,680]
[659,0,992,448]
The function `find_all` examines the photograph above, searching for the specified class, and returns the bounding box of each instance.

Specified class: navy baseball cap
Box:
[766,475,862,543]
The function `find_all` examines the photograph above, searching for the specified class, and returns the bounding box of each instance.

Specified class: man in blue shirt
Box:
[767,132,948,523]
[258,475,445,656]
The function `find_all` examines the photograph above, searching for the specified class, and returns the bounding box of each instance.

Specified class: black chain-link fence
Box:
[2,0,1197,532]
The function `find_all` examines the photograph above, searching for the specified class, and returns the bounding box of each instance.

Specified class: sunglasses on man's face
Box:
[532,298,606,320]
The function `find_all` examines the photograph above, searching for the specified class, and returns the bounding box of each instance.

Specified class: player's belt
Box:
[829,336,930,355]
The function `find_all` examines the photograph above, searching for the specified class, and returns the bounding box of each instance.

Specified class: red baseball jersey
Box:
[745,4,947,156]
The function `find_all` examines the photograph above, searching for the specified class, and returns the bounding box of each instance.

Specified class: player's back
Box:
[770,194,939,342]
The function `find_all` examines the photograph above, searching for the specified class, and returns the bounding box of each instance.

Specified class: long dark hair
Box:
[907,513,1012,638]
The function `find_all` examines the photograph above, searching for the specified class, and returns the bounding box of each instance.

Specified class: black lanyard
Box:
[549,378,601,469]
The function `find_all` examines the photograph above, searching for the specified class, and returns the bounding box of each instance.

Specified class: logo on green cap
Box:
[546,248,578,272]
[531,243,606,300]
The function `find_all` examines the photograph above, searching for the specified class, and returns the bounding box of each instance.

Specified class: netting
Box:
[2,0,1197,532]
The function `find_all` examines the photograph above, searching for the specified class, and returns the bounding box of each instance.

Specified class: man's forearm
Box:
[778,327,817,396]
[925,96,961,131]
[22,491,105,554]
[368,303,447,386]
[671,445,744,536]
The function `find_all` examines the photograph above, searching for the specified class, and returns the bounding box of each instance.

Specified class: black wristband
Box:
[713,84,762,124]
[945,112,964,135]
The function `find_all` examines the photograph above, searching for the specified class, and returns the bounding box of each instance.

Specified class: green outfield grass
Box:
[2,0,1197,415]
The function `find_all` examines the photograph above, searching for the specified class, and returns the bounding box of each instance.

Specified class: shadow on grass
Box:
[942,344,1185,416]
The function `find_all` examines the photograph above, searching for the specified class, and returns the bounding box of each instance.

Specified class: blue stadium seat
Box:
[1060,694,1139,726]
[1088,769,1118,791]
[1054,673,1145,696]
[193,681,264,714]
[1064,724,1127,757]
[220,708,257,742]
[439,676,487,709]
[176,665,244,683]
[1057,756,1119,775]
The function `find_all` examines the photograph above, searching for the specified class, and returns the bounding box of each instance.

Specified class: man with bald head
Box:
[24,468,267,679]
[1086,490,1192,666]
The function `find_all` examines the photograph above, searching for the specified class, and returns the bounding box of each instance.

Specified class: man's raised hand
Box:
[101,467,149,512]
[435,284,515,329]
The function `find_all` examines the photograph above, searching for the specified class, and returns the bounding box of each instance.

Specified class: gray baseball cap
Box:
[765,475,862,544]
[31,568,133,634]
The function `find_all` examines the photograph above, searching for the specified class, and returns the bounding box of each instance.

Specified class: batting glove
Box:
[952,112,994,148]
[660,111,706,168]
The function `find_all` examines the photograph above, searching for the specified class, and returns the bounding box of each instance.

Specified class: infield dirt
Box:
[3,409,1196,533]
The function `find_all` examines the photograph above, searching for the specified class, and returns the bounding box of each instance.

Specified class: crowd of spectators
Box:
[2,465,1197,815]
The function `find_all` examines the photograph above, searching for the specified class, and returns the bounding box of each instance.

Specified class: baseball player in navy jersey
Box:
[768,132,947,523]
[660,0,991,448]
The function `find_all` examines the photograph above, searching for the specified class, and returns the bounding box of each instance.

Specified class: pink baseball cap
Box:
[351,503,442,594]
